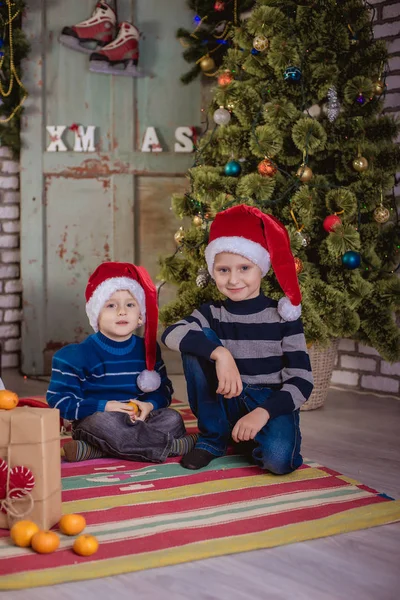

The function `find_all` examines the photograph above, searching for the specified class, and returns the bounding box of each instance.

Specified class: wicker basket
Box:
[300,339,340,411]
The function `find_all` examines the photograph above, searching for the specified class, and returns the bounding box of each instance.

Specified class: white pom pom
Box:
[137,369,161,393]
[278,297,301,321]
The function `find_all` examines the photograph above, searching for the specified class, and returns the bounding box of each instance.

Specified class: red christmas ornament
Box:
[257,158,277,177]
[294,257,303,275]
[0,458,36,509]
[323,214,342,232]
[218,70,233,86]
[214,1,225,11]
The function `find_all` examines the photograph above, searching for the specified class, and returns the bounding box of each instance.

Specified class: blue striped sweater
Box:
[46,332,173,421]
[162,293,313,419]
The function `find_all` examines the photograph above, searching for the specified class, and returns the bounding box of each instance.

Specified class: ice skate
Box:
[59,2,116,54]
[89,22,145,77]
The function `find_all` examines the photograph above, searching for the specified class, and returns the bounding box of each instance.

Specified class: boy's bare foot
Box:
[180,448,216,470]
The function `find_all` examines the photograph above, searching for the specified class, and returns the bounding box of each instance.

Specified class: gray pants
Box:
[72,408,186,463]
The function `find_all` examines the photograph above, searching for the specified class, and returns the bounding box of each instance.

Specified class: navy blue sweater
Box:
[47,332,173,421]
[162,293,313,418]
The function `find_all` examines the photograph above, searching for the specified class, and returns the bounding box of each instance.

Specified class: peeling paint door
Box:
[20,0,200,374]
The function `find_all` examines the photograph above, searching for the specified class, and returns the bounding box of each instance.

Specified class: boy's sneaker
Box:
[59,2,116,54]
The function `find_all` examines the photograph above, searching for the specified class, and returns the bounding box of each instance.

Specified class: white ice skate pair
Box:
[59,1,145,77]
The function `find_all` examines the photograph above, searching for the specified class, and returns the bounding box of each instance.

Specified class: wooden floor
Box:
[3,370,400,600]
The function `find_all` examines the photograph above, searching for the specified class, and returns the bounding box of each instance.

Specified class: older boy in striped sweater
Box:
[162,205,313,472]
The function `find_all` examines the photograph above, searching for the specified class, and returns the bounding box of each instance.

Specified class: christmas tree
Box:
[161,0,400,362]
[0,0,30,155]
[178,0,254,84]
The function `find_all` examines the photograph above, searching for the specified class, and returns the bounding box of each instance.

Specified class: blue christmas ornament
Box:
[342,251,361,270]
[284,66,302,82]
[251,48,261,55]
[224,160,242,177]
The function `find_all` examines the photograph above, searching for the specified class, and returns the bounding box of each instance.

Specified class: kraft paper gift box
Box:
[0,406,62,530]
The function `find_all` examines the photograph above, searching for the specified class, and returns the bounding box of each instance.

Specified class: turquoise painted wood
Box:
[20,0,201,374]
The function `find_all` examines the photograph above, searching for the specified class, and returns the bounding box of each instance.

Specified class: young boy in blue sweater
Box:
[162,205,313,472]
[47,262,197,462]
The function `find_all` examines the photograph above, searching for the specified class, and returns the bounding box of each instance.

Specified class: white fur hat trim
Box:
[278,297,302,321]
[205,236,271,276]
[86,276,146,332]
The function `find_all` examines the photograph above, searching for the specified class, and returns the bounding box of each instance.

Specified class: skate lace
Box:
[94,2,108,16]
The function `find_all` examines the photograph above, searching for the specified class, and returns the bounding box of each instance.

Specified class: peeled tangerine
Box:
[0,390,19,410]
[73,534,99,556]
[59,513,86,536]
[31,530,60,554]
[10,520,40,548]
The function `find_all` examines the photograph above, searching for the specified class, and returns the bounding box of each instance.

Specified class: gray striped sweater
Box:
[162,293,314,419]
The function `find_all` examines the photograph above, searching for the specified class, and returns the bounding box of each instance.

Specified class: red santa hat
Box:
[205,205,302,321]
[85,262,161,393]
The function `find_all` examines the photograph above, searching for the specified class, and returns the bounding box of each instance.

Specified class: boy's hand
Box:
[211,346,243,399]
[131,399,154,422]
[105,401,136,415]
[232,408,270,443]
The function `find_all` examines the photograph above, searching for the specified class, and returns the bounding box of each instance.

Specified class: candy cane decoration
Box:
[0,458,35,509]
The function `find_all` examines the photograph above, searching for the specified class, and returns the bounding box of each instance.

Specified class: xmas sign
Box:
[46,125,195,153]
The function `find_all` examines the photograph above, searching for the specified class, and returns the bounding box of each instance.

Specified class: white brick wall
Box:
[334,1,400,396]
[0,150,21,371]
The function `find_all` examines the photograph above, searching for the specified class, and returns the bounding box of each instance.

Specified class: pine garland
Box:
[178,0,255,84]
[0,0,30,156]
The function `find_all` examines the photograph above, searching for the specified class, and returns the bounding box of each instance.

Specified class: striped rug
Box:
[1,398,399,590]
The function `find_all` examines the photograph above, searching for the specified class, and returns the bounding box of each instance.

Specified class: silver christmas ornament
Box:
[213,106,231,126]
[296,230,310,247]
[327,86,340,123]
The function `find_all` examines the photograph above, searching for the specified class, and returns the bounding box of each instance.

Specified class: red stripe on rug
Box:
[0,495,387,576]
[62,465,265,501]
[77,475,353,526]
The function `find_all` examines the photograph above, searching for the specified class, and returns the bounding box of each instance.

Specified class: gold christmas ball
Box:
[193,215,203,227]
[226,101,235,110]
[218,70,233,86]
[257,158,277,177]
[372,80,384,96]
[200,56,216,72]
[253,35,269,52]
[174,227,185,245]
[296,164,313,182]
[352,156,368,172]
[373,205,390,224]
[294,257,303,275]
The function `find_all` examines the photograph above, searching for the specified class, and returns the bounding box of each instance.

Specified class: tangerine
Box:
[127,401,140,415]
[31,530,60,554]
[73,534,99,556]
[59,513,86,536]
[10,520,39,548]
[0,390,19,410]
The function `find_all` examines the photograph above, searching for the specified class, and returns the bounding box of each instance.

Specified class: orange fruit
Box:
[73,534,99,556]
[59,513,86,536]
[31,530,60,554]
[0,390,19,410]
[10,520,40,548]
[127,400,140,415]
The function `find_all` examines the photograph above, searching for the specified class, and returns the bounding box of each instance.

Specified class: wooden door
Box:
[20,0,200,374]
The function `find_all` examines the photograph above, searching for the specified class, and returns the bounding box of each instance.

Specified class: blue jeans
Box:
[182,329,303,475]
[72,408,186,463]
